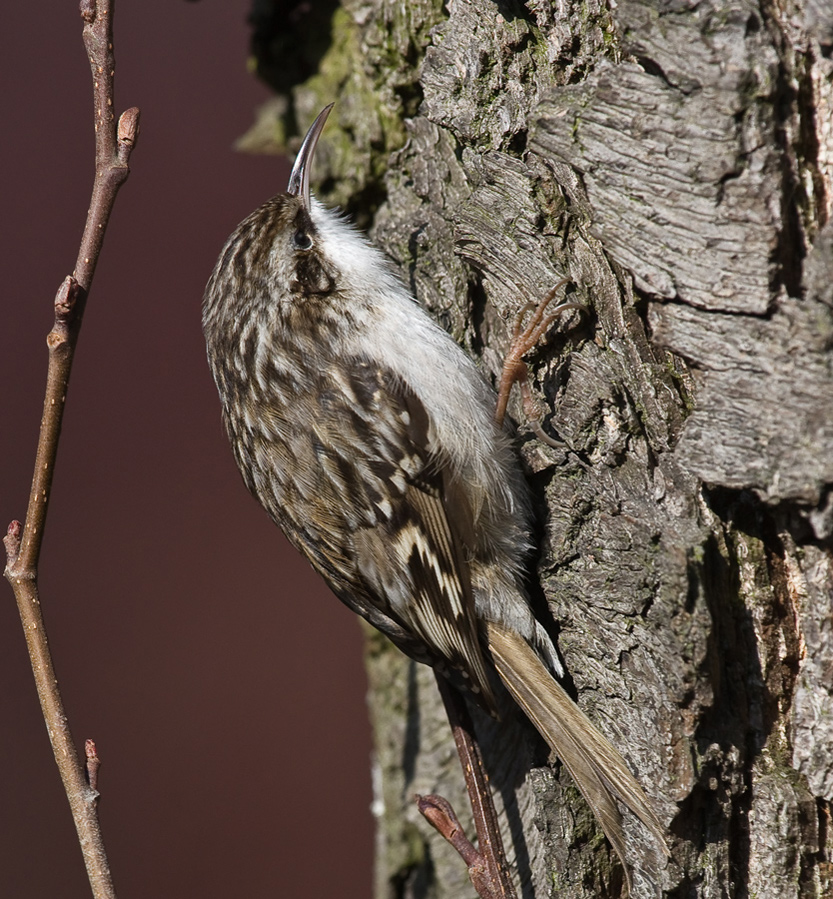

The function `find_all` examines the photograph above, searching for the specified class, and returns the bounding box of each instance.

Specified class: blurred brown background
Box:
[0,2,373,896]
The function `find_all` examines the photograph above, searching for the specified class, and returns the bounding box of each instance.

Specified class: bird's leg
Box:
[416,674,517,899]
[494,279,584,440]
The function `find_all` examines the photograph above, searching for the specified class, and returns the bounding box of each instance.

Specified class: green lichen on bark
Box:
[242,0,446,220]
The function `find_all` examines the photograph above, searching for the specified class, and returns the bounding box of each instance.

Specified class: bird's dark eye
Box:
[293,230,313,251]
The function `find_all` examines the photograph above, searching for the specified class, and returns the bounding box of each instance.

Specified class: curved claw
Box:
[496,279,584,428]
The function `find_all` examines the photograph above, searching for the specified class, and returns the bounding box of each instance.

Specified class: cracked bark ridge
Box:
[531,1,833,526]
[531,47,782,312]
[246,0,833,894]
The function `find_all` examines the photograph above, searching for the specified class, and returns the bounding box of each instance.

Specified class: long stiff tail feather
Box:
[486,621,668,889]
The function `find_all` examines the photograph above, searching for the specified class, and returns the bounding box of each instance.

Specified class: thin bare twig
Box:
[3,3,139,897]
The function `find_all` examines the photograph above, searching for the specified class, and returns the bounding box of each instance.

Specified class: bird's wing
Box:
[317,358,496,709]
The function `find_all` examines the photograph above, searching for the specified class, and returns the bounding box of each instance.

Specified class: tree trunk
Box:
[246,0,833,895]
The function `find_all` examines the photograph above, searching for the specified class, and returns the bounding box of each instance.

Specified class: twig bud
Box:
[4,520,23,568]
[117,107,140,164]
[79,0,96,24]
[85,739,101,793]
[54,276,80,323]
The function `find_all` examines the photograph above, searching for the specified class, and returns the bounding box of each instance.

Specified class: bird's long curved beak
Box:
[286,104,334,209]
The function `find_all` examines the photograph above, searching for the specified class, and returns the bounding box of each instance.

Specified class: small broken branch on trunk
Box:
[417,793,505,899]
[3,3,139,898]
[416,675,518,899]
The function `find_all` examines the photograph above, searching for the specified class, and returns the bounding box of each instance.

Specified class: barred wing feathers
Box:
[322,360,497,709]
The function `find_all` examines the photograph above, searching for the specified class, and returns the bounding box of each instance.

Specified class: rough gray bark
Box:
[246,0,833,896]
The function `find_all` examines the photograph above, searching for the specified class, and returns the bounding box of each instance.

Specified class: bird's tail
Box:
[485,620,668,889]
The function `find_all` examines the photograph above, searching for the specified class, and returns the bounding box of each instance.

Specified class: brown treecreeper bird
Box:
[203,104,666,889]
